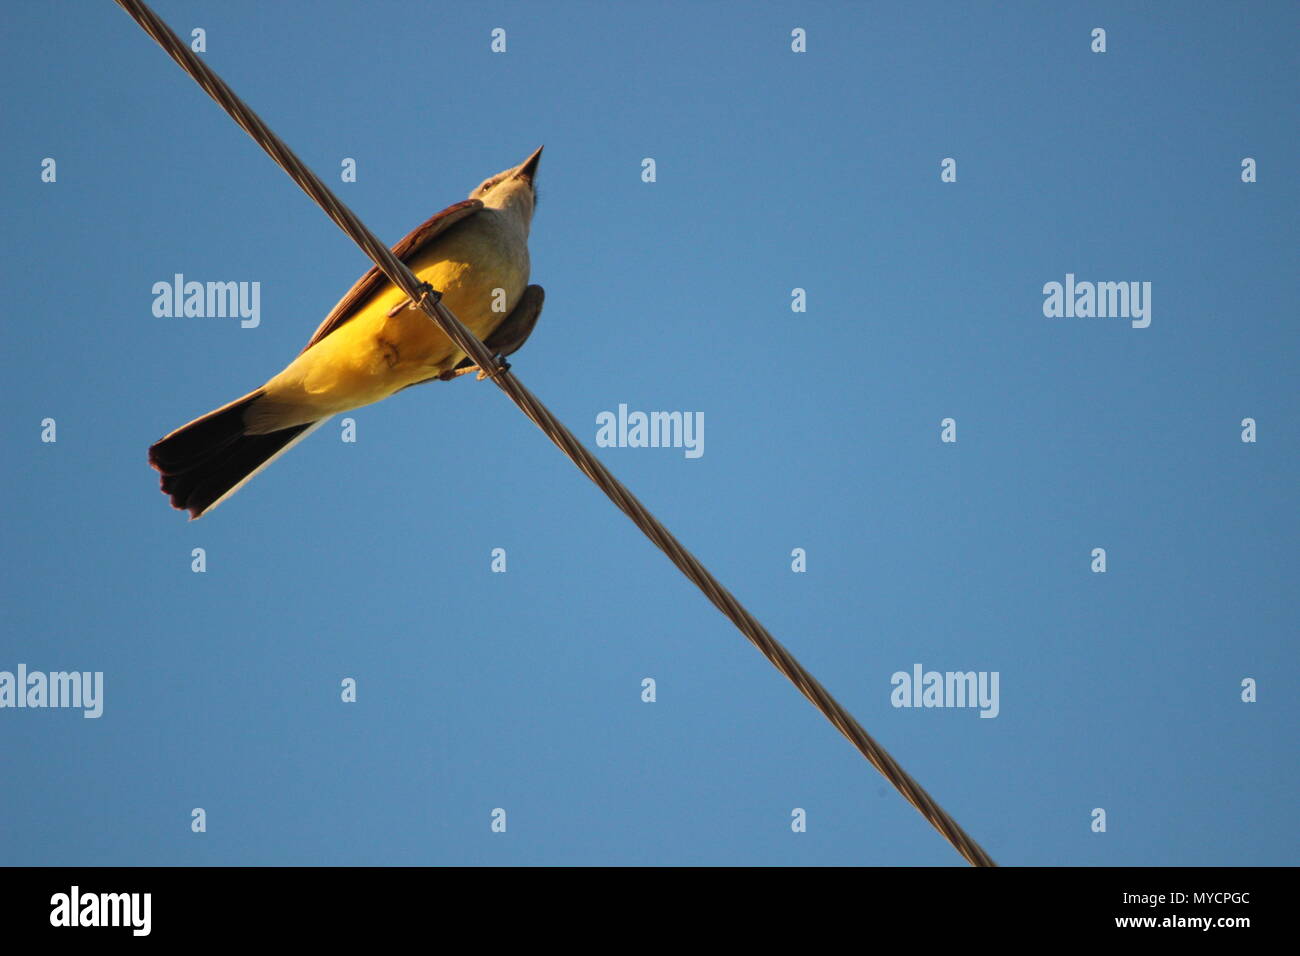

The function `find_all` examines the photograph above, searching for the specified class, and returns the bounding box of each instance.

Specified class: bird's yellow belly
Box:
[260,225,527,424]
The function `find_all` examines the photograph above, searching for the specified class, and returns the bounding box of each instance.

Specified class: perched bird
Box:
[149,146,546,519]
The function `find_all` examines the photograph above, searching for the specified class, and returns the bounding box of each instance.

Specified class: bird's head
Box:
[470,145,543,233]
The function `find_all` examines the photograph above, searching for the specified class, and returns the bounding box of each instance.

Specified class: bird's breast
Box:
[268,212,531,415]
[385,213,530,365]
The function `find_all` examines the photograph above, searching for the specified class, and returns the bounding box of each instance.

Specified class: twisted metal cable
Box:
[113,0,996,867]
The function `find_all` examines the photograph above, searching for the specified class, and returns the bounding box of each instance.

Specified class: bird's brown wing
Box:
[298,198,484,354]
[454,284,545,367]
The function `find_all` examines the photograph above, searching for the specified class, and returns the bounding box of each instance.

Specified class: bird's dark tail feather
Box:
[148,390,315,519]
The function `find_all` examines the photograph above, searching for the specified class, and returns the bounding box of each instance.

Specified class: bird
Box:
[148,146,546,519]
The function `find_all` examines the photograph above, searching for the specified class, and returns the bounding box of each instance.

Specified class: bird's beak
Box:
[513,145,544,184]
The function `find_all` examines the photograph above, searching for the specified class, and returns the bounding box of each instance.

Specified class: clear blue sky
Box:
[2,0,1295,866]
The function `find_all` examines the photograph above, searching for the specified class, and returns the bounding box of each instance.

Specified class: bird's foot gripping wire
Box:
[437,358,511,382]
[385,282,442,318]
